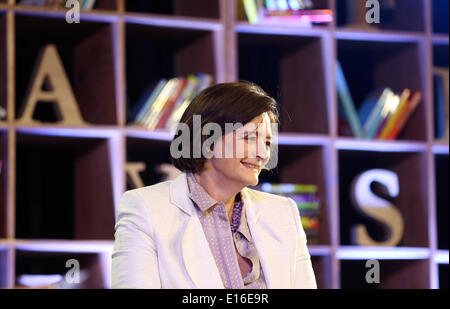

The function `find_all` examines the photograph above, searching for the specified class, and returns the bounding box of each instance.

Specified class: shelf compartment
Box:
[338,150,429,247]
[311,254,333,289]
[336,0,426,33]
[439,264,448,289]
[258,145,331,245]
[125,22,220,123]
[14,13,117,125]
[238,33,328,134]
[432,0,449,35]
[15,133,115,240]
[0,131,7,238]
[126,137,173,188]
[337,39,426,141]
[125,0,220,20]
[340,258,430,289]
[435,154,448,250]
[15,249,109,288]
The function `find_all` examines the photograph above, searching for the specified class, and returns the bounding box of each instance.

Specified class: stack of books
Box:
[241,0,332,25]
[336,62,422,140]
[256,183,320,244]
[19,0,97,10]
[433,67,449,142]
[129,73,213,131]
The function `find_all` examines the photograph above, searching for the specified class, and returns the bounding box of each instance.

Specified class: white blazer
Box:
[111,173,317,289]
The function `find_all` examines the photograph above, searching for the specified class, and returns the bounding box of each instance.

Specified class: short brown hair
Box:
[171,81,279,173]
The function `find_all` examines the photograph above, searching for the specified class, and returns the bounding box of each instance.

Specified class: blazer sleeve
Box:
[111,190,161,288]
[287,197,318,289]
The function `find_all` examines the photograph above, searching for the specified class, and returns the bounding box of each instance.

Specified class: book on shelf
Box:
[130,73,213,131]
[254,183,320,244]
[19,0,97,10]
[384,91,421,140]
[242,0,332,25]
[335,61,363,138]
[434,68,449,143]
[337,61,422,140]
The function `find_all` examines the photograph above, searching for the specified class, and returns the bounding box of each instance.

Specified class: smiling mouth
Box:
[241,161,260,171]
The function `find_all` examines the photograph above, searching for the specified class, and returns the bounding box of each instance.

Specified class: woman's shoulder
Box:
[122,179,172,202]
[244,187,293,206]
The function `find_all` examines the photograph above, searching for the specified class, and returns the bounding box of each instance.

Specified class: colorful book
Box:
[363,88,395,138]
[387,91,422,140]
[379,89,411,139]
[155,78,187,130]
[335,62,363,138]
[143,78,178,129]
[134,79,167,125]
[164,75,199,131]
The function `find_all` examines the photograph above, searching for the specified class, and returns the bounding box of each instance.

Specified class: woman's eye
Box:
[266,142,271,148]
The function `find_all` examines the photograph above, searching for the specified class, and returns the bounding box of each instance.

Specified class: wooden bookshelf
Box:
[0,0,448,289]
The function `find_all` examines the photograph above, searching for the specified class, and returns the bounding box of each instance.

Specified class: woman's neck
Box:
[193,169,243,218]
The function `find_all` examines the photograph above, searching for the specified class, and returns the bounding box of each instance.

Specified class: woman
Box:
[111,81,316,289]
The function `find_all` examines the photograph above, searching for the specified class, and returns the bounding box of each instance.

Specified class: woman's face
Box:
[206,112,273,188]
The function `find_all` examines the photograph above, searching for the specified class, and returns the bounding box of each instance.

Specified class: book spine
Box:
[155,78,187,130]
[335,62,363,138]
[379,89,411,140]
[164,75,199,131]
[364,88,394,139]
[243,0,260,24]
[145,79,178,130]
[134,79,167,126]
[387,91,422,140]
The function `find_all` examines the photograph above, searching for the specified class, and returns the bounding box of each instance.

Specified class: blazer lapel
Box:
[242,188,292,289]
[170,173,223,289]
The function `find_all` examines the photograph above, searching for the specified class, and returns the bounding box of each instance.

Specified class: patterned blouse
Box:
[186,172,266,289]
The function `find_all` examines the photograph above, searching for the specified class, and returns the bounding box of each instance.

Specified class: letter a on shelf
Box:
[17,44,86,125]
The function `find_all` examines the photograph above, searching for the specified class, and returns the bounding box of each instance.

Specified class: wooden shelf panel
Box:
[14,13,118,125]
[340,258,430,289]
[13,239,113,253]
[337,39,427,141]
[338,150,430,247]
[435,250,449,264]
[238,32,329,134]
[15,133,115,240]
[124,12,222,30]
[335,138,428,153]
[335,29,425,43]
[337,246,430,260]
